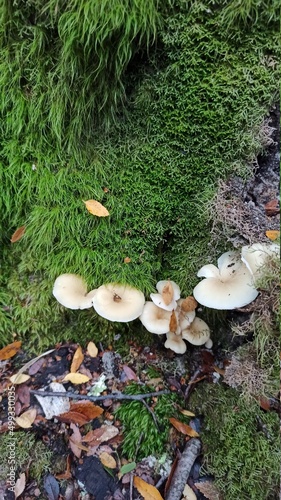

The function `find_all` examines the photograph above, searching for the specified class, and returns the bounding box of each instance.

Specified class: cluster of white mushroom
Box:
[52,242,279,354]
[139,280,212,354]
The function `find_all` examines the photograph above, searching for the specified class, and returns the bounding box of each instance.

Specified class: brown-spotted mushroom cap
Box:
[182,317,210,346]
[193,251,258,309]
[241,243,280,279]
[53,274,97,309]
[177,298,196,330]
[92,283,145,322]
[139,301,172,334]
[164,332,186,354]
[150,280,181,311]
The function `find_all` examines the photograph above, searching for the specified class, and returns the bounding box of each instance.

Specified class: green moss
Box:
[190,383,280,500]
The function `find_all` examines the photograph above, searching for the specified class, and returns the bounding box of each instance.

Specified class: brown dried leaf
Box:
[162,281,174,305]
[82,425,119,445]
[62,373,90,385]
[11,225,25,243]
[55,455,72,480]
[124,257,131,263]
[169,417,199,437]
[57,411,90,426]
[15,408,37,428]
[181,296,198,312]
[87,341,98,358]
[69,400,103,419]
[264,199,279,216]
[100,451,117,469]
[0,341,22,360]
[133,476,164,500]
[194,480,222,500]
[69,423,82,458]
[15,472,26,499]
[70,346,84,373]
[169,310,178,333]
[83,199,109,217]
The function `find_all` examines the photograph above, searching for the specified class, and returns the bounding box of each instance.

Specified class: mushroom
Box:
[164,331,187,354]
[53,274,97,309]
[241,243,280,280]
[92,283,145,322]
[193,251,258,309]
[150,280,181,311]
[177,297,197,330]
[182,317,211,346]
[139,301,172,334]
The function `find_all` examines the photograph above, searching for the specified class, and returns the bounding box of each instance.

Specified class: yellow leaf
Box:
[83,199,109,217]
[100,452,117,469]
[133,476,164,500]
[0,341,22,360]
[266,230,280,241]
[70,346,84,373]
[11,225,25,243]
[180,409,195,417]
[87,341,98,358]
[15,408,37,428]
[63,373,90,385]
[10,373,31,385]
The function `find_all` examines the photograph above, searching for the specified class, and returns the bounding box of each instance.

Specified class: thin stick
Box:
[30,389,170,402]
[141,399,161,432]
[165,438,201,500]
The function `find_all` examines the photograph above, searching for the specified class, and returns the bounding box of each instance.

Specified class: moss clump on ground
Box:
[190,382,280,500]
[0,0,279,349]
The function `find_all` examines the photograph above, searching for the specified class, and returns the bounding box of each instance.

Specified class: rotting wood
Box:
[165,438,201,500]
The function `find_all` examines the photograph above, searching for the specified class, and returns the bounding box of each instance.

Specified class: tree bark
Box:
[165,438,201,500]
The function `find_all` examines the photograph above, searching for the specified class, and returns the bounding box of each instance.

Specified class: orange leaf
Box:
[162,281,174,305]
[69,400,104,419]
[169,310,178,333]
[11,225,25,243]
[266,230,280,241]
[133,476,164,500]
[62,373,90,385]
[0,341,22,360]
[70,346,84,373]
[169,417,199,437]
[181,296,198,312]
[124,257,131,264]
[83,199,109,217]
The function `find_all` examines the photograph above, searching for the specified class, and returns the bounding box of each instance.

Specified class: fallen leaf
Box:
[162,281,174,305]
[69,423,83,458]
[122,365,138,381]
[62,373,90,385]
[58,401,103,426]
[83,199,110,217]
[183,483,197,500]
[0,341,22,360]
[10,373,31,385]
[17,385,30,407]
[44,474,60,500]
[55,455,72,480]
[265,199,279,216]
[133,476,164,500]
[124,257,131,263]
[118,461,136,478]
[180,409,195,417]
[169,417,199,437]
[15,408,37,428]
[266,230,280,241]
[194,480,222,500]
[169,310,178,333]
[82,425,119,445]
[100,451,117,469]
[15,472,26,499]
[70,346,84,373]
[11,225,25,243]
[181,296,198,312]
[28,357,45,375]
[87,341,98,358]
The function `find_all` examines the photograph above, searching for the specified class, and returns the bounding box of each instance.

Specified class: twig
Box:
[30,389,170,402]
[165,438,201,500]
[141,399,161,432]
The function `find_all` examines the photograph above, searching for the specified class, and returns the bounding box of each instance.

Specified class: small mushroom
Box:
[92,283,145,322]
[139,301,172,334]
[164,331,187,354]
[241,243,280,280]
[53,274,97,309]
[193,251,258,309]
[182,317,211,346]
[150,280,181,311]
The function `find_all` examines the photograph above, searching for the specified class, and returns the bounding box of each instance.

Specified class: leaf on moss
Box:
[133,476,164,500]
[83,199,109,217]
[11,225,25,243]
[70,346,84,373]
[0,341,22,360]
[169,417,199,437]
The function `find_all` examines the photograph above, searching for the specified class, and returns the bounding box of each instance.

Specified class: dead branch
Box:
[30,389,170,402]
[165,438,201,500]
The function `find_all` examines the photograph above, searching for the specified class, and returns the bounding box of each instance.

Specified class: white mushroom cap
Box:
[139,301,172,334]
[92,283,145,322]
[164,332,186,354]
[53,274,97,309]
[193,251,258,309]
[182,317,210,346]
[150,280,181,311]
[241,243,280,279]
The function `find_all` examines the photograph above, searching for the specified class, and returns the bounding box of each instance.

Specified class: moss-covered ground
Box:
[0,0,279,497]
